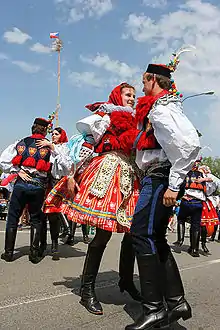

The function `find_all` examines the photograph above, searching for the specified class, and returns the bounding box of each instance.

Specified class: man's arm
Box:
[150,102,200,205]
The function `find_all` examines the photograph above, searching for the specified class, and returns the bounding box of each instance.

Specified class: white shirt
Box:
[136,95,201,191]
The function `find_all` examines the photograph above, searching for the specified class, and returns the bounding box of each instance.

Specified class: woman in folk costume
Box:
[198,165,220,254]
[36,126,81,260]
[44,83,152,314]
[210,196,220,242]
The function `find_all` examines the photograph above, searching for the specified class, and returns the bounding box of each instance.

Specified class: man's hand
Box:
[163,188,178,207]
[18,169,32,182]
[36,139,54,150]
[67,176,80,197]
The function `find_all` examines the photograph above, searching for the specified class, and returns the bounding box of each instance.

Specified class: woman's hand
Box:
[36,139,54,150]
[67,175,80,197]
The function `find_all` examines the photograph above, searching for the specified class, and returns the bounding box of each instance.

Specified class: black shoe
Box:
[173,223,185,247]
[80,238,108,315]
[201,226,209,254]
[125,306,167,330]
[118,279,143,302]
[1,228,17,262]
[1,252,13,262]
[29,226,43,264]
[125,254,166,330]
[80,281,103,315]
[190,249,200,257]
[51,240,60,261]
[83,235,89,244]
[201,243,209,254]
[168,298,192,324]
[162,251,192,325]
[29,249,43,264]
[189,230,200,257]
[66,235,75,246]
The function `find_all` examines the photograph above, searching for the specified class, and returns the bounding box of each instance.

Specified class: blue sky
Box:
[0,0,220,156]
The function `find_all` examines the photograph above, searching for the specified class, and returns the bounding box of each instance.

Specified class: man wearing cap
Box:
[125,64,200,330]
[0,118,51,264]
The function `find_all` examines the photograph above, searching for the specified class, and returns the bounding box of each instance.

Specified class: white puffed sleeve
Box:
[149,102,201,191]
[0,141,20,173]
[50,143,72,179]
[76,113,110,144]
[206,174,220,196]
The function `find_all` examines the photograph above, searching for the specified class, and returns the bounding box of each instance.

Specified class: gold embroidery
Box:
[89,152,135,228]
[89,153,119,198]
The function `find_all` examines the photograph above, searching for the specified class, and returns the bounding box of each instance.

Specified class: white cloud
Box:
[68,8,84,22]
[123,0,220,156]
[0,53,9,60]
[143,0,167,8]
[3,27,32,44]
[30,42,51,54]
[12,61,41,73]
[80,53,141,79]
[55,0,113,23]
[68,71,104,87]
[123,1,220,93]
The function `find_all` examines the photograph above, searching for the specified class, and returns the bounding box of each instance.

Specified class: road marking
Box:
[180,258,220,271]
[0,230,30,233]
[0,258,220,310]
[0,292,72,310]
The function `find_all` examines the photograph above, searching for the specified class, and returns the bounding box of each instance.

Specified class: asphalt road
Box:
[0,221,220,330]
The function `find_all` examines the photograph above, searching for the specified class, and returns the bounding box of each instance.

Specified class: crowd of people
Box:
[0,52,219,330]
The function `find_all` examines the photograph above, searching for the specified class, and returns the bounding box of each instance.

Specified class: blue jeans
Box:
[6,179,45,230]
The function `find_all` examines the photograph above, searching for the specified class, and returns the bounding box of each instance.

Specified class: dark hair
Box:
[52,127,62,134]
[145,73,171,91]
[31,123,47,136]
[120,82,136,92]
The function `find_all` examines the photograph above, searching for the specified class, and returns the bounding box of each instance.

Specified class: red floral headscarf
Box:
[85,82,127,111]
[53,127,68,143]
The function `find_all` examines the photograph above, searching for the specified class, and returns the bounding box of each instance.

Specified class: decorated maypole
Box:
[50,32,63,127]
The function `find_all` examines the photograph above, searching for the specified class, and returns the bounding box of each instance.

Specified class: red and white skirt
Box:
[201,200,219,236]
[44,152,140,233]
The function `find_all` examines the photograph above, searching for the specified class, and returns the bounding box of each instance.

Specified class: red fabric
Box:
[1,173,18,186]
[59,129,68,143]
[44,155,140,233]
[135,90,169,124]
[31,134,46,139]
[85,102,106,112]
[12,155,22,166]
[36,159,51,172]
[82,142,94,150]
[22,157,36,167]
[136,132,158,150]
[95,134,121,154]
[95,112,136,155]
[85,83,125,112]
[108,83,124,105]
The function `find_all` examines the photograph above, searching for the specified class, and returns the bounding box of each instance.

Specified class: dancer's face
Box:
[52,129,61,144]
[121,87,135,108]
[142,73,155,96]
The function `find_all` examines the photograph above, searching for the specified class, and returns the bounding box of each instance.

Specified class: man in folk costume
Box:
[125,52,200,329]
[173,159,205,256]
[0,118,51,264]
